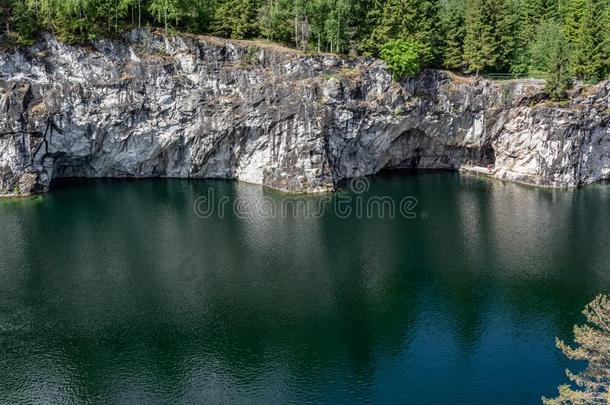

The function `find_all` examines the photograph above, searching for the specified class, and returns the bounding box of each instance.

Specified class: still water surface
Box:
[1,172,609,404]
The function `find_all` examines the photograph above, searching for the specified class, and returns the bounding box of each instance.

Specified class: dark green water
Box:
[1,172,609,404]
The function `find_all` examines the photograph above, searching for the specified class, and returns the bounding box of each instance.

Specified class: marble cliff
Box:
[0,30,609,195]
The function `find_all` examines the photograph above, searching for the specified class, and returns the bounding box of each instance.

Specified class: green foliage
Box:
[440,0,466,70]
[543,294,610,404]
[0,0,608,85]
[463,0,516,74]
[393,106,406,116]
[258,0,293,44]
[240,45,260,67]
[510,0,557,75]
[562,0,610,81]
[544,21,571,100]
[302,0,362,54]
[528,19,567,76]
[380,37,423,80]
[366,0,439,64]
[10,1,40,45]
[149,0,181,31]
[213,0,260,39]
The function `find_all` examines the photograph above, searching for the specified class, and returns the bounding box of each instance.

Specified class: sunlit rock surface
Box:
[0,30,608,195]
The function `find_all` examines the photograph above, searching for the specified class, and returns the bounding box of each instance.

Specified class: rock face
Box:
[0,30,609,196]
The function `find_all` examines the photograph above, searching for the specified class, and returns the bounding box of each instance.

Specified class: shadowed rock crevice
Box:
[381,128,496,171]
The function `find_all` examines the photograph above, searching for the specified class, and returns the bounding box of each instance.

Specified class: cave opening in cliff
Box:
[380,128,496,173]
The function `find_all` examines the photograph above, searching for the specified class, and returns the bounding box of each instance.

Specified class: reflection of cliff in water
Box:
[0,173,609,402]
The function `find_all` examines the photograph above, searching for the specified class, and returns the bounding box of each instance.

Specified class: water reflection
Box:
[0,173,609,403]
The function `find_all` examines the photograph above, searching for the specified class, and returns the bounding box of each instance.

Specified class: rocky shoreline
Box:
[0,29,609,196]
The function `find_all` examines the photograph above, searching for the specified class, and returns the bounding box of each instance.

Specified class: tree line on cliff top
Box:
[1,0,609,94]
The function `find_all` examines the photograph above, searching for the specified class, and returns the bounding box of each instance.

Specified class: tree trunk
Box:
[165,1,168,31]
[3,5,9,35]
[294,15,298,48]
[337,11,341,54]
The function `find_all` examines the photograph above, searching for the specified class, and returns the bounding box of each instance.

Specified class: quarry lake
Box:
[1,171,609,404]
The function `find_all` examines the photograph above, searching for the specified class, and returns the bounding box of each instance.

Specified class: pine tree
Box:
[463,0,515,74]
[149,0,181,31]
[299,0,361,54]
[258,0,293,43]
[307,0,328,52]
[357,0,384,55]
[543,295,610,404]
[511,0,545,74]
[1,0,608,83]
[214,0,260,38]
[604,2,610,79]
[518,0,546,41]
[9,0,40,44]
[293,0,309,50]
[562,0,588,78]
[579,0,609,81]
[544,21,571,100]
[324,0,358,53]
[186,0,217,33]
[563,0,609,81]
[1,0,12,34]
[440,0,466,70]
[542,0,560,21]
[367,0,440,64]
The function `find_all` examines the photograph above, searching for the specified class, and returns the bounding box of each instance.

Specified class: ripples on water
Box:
[0,172,609,403]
